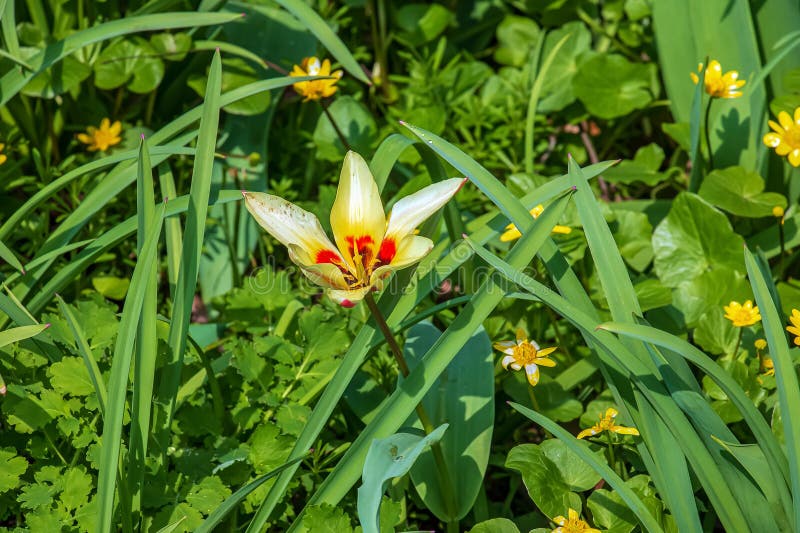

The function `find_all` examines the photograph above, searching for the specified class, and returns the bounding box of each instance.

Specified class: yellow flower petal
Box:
[330,151,386,272]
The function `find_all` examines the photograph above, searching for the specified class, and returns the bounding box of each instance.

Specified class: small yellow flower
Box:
[0,143,7,165]
[754,339,767,351]
[500,205,572,242]
[787,309,800,346]
[723,300,761,327]
[290,56,343,101]
[577,407,639,440]
[764,108,800,167]
[760,357,775,377]
[551,508,600,533]
[77,118,122,152]
[690,60,745,99]
[773,206,785,218]
[493,328,557,387]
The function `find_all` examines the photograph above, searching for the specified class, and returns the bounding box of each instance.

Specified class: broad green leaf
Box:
[698,166,787,217]
[395,3,454,45]
[188,57,272,116]
[0,448,28,494]
[506,443,583,518]
[301,504,354,533]
[469,519,521,533]
[357,425,448,533]
[652,193,744,288]
[494,15,541,66]
[588,488,636,533]
[540,439,603,491]
[603,144,675,186]
[48,357,95,397]
[673,268,750,327]
[150,32,191,61]
[405,323,494,521]
[91,276,130,300]
[20,48,91,97]
[612,209,654,272]
[539,21,591,112]
[573,53,656,119]
[313,96,378,161]
[94,37,164,93]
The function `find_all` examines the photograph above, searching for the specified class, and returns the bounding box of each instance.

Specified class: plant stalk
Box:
[363,292,460,525]
[704,97,714,171]
[732,327,743,359]
[321,100,351,152]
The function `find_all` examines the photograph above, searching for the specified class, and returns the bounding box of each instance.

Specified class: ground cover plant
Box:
[2,0,800,532]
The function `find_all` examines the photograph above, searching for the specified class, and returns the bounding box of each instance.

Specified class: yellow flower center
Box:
[93,129,117,149]
[558,516,594,533]
[512,341,540,365]
[731,308,755,325]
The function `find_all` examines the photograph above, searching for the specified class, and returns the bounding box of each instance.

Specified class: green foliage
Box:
[2,0,800,531]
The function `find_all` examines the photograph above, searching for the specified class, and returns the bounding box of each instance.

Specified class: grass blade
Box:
[0,12,241,106]
[0,238,24,274]
[156,50,223,447]
[273,0,370,84]
[96,202,166,533]
[0,323,50,350]
[744,246,800,529]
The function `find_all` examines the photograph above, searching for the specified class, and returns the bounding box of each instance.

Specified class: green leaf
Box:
[698,166,787,217]
[185,477,231,515]
[61,467,92,511]
[93,37,165,93]
[188,57,272,116]
[603,144,674,186]
[588,487,636,533]
[395,4,454,45]
[302,504,354,533]
[313,96,378,161]
[673,268,750,327]
[505,443,584,517]
[573,53,656,119]
[48,357,95,397]
[539,21,592,112]
[612,209,654,272]
[0,448,28,494]
[468,518,521,533]
[357,425,448,533]
[91,275,130,300]
[150,32,191,61]
[405,323,495,521]
[20,48,91,98]
[494,15,541,67]
[652,193,744,288]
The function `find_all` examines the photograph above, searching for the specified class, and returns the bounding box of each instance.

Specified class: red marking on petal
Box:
[378,238,396,263]
[345,235,374,251]
[340,299,355,308]
[315,250,340,264]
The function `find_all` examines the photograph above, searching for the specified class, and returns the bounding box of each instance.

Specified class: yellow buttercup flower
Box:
[760,357,775,377]
[690,60,745,99]
[500,205,572,242]
[764,108,800,167]
[577,407,639,440]
[290,56,343,101]
[0,143,7,165]
[551,508,600,533]
[723,300,761,327]
[754,339,767,351]
[77,118,122,152]
[773,206,785,218]
[787,309,800,346]
[493,328,557,387]
[243,151,464,307]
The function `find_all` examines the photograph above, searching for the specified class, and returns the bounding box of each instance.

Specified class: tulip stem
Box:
[320,100,352,152]
[363,292,460,526]
[704,98,714,171]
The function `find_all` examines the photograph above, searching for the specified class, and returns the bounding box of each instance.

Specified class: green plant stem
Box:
[320,99,351,152]
[704,97,714,171]
[732,327,743,359]
[605,431,618,476]
[527,385,541,412]
[779,217,786,274]
[363,292,459,526]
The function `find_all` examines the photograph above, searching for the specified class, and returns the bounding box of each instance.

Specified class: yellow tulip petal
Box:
[330,151,386,271]
[327,286,372,307]
[369,234,433,286]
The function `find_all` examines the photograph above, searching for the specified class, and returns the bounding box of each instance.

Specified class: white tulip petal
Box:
[243,192,341,263]
[383,178,466,244]
[330,151,386,270]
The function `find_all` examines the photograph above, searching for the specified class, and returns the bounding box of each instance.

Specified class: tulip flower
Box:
[243,151,465,307]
